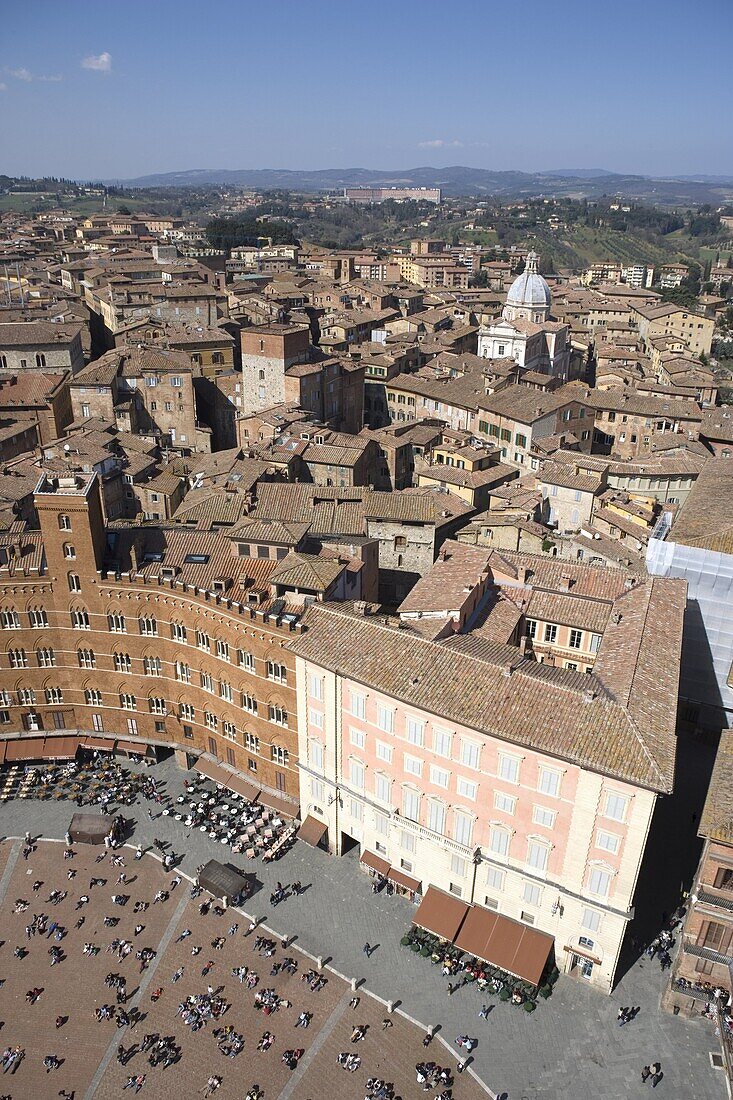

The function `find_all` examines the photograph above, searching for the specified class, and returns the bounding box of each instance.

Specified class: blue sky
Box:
[1,0,730,181]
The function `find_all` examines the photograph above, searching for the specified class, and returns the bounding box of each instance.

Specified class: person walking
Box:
[641,1066,651,1082]
[363,943,372,958]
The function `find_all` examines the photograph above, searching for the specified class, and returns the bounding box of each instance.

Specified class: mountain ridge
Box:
[102,166,733,205]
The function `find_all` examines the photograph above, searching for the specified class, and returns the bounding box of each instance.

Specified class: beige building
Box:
[290,553,686,993]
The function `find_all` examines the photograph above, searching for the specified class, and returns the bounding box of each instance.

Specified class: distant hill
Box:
[107,165,733,205]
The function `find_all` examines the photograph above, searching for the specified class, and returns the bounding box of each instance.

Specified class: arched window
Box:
[78,648,96,669]
[35,353,46,367]
[68,573,81,592]
[63,543,76,560]
[58,514,71,531]
[71,607,90,629]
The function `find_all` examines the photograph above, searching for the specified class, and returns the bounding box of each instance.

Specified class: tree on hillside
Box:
[205,215,296,250]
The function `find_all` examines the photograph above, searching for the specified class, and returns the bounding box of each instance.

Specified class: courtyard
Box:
[0,753,726,1100]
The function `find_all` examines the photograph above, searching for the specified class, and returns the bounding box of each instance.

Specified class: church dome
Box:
[505,251,551,310]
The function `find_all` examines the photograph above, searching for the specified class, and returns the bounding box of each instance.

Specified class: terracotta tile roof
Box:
[269,551,344,591]
[526,589,612,634]
[171,488,252,529]
[668,456,733,552]
[290,596,682,792]
[699,730,733,843]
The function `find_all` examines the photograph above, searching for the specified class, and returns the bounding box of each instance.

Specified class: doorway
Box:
[340,831,359,856]
[570,953,594,979]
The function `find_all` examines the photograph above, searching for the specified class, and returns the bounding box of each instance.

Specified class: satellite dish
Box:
[63,443,70,454]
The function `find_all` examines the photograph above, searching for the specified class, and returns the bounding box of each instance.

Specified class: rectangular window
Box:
[309,741,324,770]
[569,629,582,649]
[376,703,394,733]
[532,805,556,829]
[309,674,323,700]
[375,774,391,803]
[451,854,467,877]
[404,754,423,778]
[498,753,520,784]
[406,716,424,746]
[527,840,549,872]
[486,866,505,891]
[429,764,450,788]
[349,758,365,789]
[310,778,324,801]
[376,740,393,764]
[526,619,537,639]
[603,791,628,823]
[403,788,420,822]
[428,800,445,834]
[596,830,620,854]
[453,810,473,847]
[349,726,365,749]
[494,790,516,815]
[92,713,104,732]
[350,691,366,719]
[490,826,510,858]
[433,728,452,758]
[401,830,416,853]
[457,777,478,800]
[589,633,602,654]
[460,739,480,769]
[350,798,363,822]
[544,623,557,643]
[538,766,561,798]
[310,710,324,730]
[449,882,463,897]
[588,867,611,897]
[374,810,388,836]
[581,907,602,933]
[523,881,542,906]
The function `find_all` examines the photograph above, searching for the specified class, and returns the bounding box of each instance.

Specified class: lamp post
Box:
[470,846,482,904]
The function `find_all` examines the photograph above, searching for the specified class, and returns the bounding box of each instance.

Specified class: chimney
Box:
[583,686,597,703]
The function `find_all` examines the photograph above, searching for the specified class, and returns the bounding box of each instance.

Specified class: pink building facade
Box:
[291,589,684,993]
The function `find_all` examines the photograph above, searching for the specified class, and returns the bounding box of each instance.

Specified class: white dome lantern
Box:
[503,251,551,322]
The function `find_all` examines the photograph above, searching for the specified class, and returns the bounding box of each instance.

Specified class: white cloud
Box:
[418,139,464,149]
[4,67,63,83]
[81,51,112,73]
[0,83,6,92]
